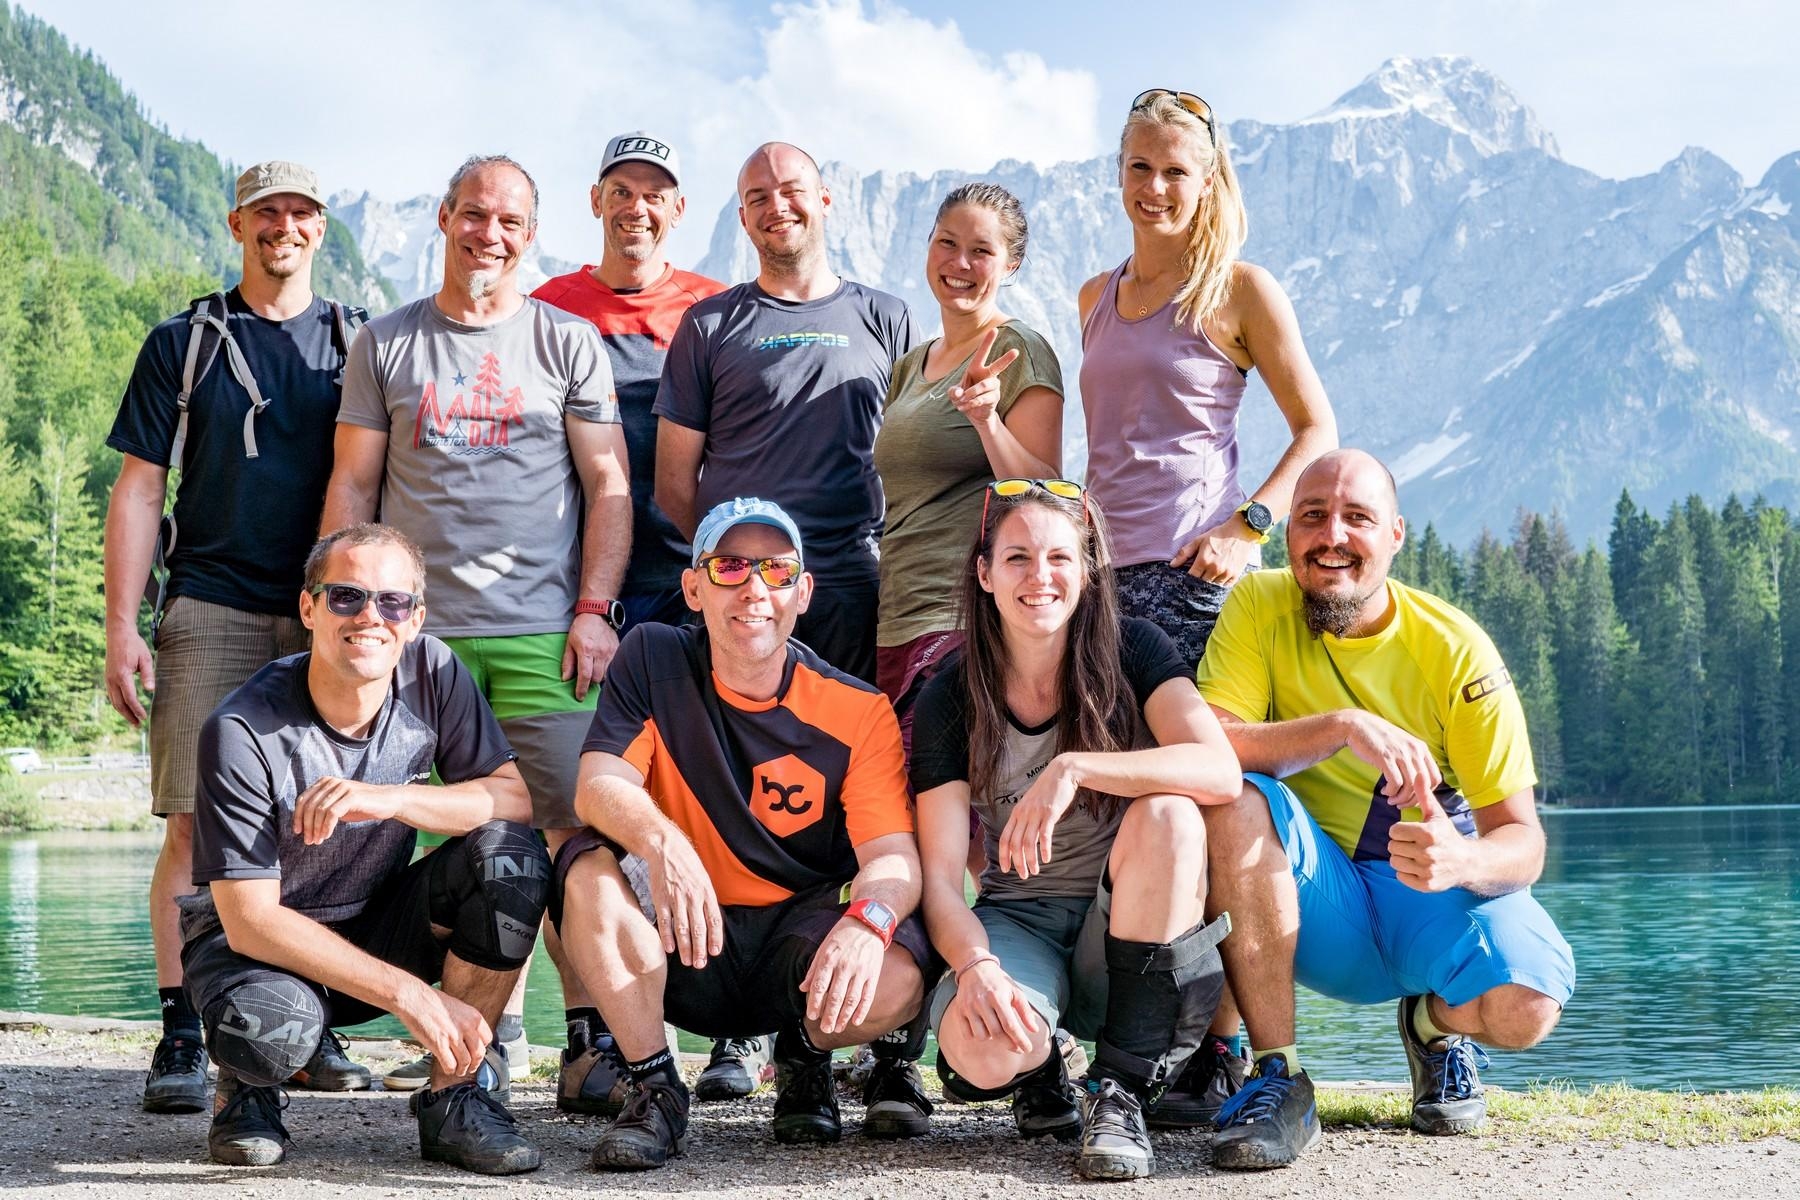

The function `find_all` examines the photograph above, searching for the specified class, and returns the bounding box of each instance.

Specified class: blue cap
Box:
[691,497,804,566]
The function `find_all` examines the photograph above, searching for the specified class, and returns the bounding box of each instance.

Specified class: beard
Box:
[1299,546,1380,637]
[466,268,501,300]
[257,237,306,279]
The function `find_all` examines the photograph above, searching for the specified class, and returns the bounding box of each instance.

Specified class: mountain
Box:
[329,190,576,304]
[695,55,1799,545]
[0,5,390,309]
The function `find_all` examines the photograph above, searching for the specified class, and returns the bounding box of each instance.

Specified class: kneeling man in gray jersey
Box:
[178,524,550,1175]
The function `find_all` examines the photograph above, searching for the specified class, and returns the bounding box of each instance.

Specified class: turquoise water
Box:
[2,805,1795,1089]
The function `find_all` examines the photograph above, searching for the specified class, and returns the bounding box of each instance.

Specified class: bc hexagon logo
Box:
[753,753,827,839]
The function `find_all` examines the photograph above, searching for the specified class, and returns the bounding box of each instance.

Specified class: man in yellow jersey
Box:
[1195,449,1575,1169]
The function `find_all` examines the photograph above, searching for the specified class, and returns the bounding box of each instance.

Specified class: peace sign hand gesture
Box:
[948,326,1021,430]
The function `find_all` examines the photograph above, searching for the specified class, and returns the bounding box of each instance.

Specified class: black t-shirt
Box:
[107,291,364,616]
[181,636,515,936]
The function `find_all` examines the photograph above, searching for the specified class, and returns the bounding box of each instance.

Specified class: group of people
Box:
[101,89,1576,1182]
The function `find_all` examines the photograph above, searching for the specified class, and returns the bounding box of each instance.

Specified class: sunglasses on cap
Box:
[1131,88,1218,150]
[310,583,423,622]
[981,477,1089,527]
[696,555,803,589]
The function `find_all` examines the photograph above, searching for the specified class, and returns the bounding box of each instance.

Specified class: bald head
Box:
[737,141,831,279]
[1286,448,1406,638]
[1294,449,1399,522]
[737,142,822,198]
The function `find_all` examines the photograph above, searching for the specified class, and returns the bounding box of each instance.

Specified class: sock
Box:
[495,1012,524,1044]
[1251,1044,1300,1074]
[565,1006,605,1050]
[625,1047,684,1091]
[1411,996,1451,1045]
[777,1023,831,1067]
[870,1009,928,1063]
[159,987,200,1037]
[1224,1033,1246,1058]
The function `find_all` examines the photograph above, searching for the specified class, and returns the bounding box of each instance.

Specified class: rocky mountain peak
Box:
[1310,54,1560,159]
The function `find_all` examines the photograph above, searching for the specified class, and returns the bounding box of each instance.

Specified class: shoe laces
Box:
[1428,1038,1491,1101]
[710,1036,765,1065]
[863,1058,933,1114]
[618,1077,685,1128]
[217,1082,291,1140]
[1084,1079,1147,1138]
[1214,1062,1297,1127]
[317,1029,350,1060]
[152,1035,206,1076]
[438,1080,520,1135]
[779,1058,836,1107]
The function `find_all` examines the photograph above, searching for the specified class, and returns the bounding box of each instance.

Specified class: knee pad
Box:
[439,820,550,971]
[205,975,325,1087]
[1093,913,1231,1102]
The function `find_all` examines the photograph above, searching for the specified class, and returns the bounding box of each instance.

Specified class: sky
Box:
[22,0,1799,267]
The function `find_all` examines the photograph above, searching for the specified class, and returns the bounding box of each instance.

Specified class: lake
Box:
[2,805,1795,1090]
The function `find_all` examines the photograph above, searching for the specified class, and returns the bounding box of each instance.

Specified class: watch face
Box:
[1243,501,1274,533]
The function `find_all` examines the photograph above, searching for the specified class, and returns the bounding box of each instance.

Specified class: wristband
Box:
[843,898,897,948]
[954,950,999,982]
[574,598,625,631]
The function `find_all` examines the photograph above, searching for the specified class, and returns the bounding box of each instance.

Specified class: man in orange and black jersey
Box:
[550,497,933,1170]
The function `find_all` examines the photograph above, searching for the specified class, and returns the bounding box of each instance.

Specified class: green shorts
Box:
[929,879,1111,1042]
[441,632,596,830]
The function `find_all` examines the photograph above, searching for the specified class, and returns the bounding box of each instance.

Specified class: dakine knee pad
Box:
[1093,913,1231,1099]
[205,975,325,1087]
[441,819,550,971]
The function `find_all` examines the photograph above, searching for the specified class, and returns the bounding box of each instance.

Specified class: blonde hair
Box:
[1119,93,1247,328]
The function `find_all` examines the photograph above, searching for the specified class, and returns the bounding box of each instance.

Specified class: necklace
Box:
[1124,270,1175,318]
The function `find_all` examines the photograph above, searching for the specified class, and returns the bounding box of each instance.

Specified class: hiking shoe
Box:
[1077,1077,1154,1180]
[475,1042,512,1108]
[1399,995,1491,1135]
[559,1035,631,1117]
[143,1033,210,1113]
[208,1074,290,1167]
[860,1056,933,1139]
[1013,1045,1080,1142]
[291,1029,371,1091]
[411,1080,541,1175]
[695,1035,775,1101]
[383,1052,433,1091]
[1056,1028,1089,1080]
[500,1028,529,1077]
[772,1056,842,1144]
[1211,1053,1322,1170]
[1148,1035,1249,1128]
[591,1077,690,1171]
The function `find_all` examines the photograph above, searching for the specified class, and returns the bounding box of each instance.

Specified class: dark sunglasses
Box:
[696,555,803,589]
[1131,88,1218,150]
[981,477,1089,528]
[310,583,423,622]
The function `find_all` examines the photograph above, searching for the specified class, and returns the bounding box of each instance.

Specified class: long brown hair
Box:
[956,487,1136,814]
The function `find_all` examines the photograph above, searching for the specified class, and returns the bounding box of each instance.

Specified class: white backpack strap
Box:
[171,293,227,468]
[218,332,270,459]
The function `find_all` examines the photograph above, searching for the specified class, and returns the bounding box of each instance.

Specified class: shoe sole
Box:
[420,1144,542,1175]
[143,1090,209,1115]
[1077,1151,1155,1181]
[1017,1116,1081,1142]
[694,1072,757,1101]
[772,1118,842,1145]
[1211,1119,1323,1170]
[862,1111,931,1139]
[1411,1110,1486,1136]
[209,1141,287,1167]
[290,1070,372,1092]
[383,1076,430,1091]
[591,1134,687,1171]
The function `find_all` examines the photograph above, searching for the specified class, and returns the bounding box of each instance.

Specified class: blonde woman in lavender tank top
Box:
[1078,90,1337,670]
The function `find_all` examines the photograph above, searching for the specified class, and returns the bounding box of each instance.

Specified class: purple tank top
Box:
[1079,262,1250,567]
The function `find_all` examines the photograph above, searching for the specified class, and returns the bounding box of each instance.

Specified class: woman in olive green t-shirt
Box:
[872,182,1065,744]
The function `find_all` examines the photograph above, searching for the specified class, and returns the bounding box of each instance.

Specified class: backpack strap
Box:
[329,301,364,387]
[170,292,229,469]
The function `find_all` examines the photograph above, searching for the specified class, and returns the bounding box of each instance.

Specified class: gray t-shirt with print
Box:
[338,297,618,637]
[179,636,516,940]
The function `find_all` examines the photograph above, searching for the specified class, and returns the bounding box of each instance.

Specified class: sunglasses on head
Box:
[981,477,1089,527]
[696,555,803,589]
[1131,88,1218,150]
[310,583,423,622]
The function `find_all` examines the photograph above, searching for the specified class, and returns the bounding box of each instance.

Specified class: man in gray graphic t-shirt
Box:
[179,523,549,1175]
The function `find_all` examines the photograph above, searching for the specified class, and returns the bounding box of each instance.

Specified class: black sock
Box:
[159,987,199,1038]
[776,1023,830,1067]
[565,1006,605,1050]
[870,1008,927,1063]
[625,1048,684,1092]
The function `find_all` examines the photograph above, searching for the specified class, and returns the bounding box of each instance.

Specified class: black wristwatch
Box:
[575,598,626,631]
[1236,500,1273,544]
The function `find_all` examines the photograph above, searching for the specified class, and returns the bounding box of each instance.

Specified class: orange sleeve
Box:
[841,696,915,846]
[617,721,657,781]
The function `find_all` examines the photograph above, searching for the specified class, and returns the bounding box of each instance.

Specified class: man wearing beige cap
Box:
[103,159,371,1115]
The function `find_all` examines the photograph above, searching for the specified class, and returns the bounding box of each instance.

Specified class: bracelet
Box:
[954,950,999,982]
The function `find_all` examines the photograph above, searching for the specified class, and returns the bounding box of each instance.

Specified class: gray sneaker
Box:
[208,1073,290,1167]
[1398,995,1490,1135]
[143,1033,210,1114]
[411,1080,541,1175]
[695,1035,776,1100]
[383,1052,433,1091]
[1078,1077,1154,1180]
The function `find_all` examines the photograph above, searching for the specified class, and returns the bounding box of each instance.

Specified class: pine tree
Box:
[1608,490,1658,639]
[1466,532,1563,797]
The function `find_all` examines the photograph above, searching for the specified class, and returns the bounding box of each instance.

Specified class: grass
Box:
[0,770,48,830]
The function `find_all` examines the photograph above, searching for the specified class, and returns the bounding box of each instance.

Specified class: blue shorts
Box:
[1247,774,1576,1008]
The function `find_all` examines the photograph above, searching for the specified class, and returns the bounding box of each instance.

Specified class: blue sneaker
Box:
[1398,995,1491,1135]
[1211,1053,1321,1170]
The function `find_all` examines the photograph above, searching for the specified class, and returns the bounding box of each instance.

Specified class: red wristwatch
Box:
[844,898,897,948]
[574,598,625,631]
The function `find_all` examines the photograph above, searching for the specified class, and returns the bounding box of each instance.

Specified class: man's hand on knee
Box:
[801,919,886,1035]
[645,834,723,969]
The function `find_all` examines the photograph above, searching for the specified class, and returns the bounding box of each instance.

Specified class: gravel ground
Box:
[1,1023,1793,1199]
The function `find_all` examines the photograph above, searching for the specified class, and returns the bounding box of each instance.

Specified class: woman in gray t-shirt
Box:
[908,482,1240,1180]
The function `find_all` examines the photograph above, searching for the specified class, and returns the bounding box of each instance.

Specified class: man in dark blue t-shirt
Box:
[102,160,369,1114]
[654,142,915,686]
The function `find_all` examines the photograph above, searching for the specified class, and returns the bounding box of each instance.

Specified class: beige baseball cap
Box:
[234,160,328,210]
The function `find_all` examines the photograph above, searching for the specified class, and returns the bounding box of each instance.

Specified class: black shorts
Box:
[552,828,933,1037]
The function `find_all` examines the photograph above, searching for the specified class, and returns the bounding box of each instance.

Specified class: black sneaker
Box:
[1211,1053,1322,1170]
[695,1035,775,1101]
[1398,995,1491,1135]
[208,1074,290,1167]
[411,1080,541,1175]
[591,1077,690,1170]
[860,1057,933,1139]
[291,1029,372,1091]
[772,1056,841,1144]
[559,1036,631,1117]
[1077,1077,1154,1180]
[1148,1035,1249,1128]
[1013,1045,1080,1142]
[143,1033,210,1114]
